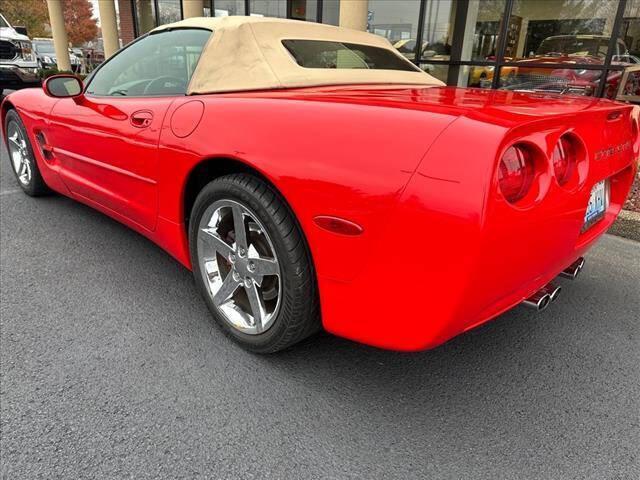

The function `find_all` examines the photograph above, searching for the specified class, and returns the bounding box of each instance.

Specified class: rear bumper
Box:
[319,160,637,352]
[0,64,40,90]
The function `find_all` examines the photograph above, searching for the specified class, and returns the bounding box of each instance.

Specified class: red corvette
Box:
[2,17,637,352]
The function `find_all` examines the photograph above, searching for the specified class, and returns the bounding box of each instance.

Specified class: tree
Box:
[63,0,99,46]
[1,0,98,46]
[1,0,50,38]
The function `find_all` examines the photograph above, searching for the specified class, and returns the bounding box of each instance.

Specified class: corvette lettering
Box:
[595,140,632,160]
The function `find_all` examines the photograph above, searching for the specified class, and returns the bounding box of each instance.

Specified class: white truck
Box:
[0,13,40,95]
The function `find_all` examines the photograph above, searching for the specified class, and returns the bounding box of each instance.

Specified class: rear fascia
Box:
[321,103,637,351]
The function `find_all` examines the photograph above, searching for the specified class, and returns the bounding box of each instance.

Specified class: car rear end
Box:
[458,102,637,335]
[319,89,637,351]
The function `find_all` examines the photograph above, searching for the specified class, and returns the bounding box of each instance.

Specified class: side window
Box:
[86,29,211,97]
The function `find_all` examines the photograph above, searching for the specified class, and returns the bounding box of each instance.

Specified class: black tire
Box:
[4,109,51,196]
[189,173,320,353]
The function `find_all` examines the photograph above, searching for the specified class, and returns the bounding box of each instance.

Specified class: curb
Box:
[609,210,640,242]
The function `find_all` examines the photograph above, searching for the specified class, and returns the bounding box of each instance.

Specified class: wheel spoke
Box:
[232,205,248,250]
[18,161,29,184]
[245,281,265,332]
[199,228,234,259]
[250,258,279,277]
[8,134,22,150]
[213,272,239,306]
[24,160,32,182]
[11,152,22,172]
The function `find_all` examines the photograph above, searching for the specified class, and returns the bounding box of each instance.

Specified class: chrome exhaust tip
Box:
[560,257,585,280]
[540,284,562,303]
[523,291,552,311]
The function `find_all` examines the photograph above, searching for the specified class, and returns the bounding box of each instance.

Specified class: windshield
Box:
[536,37,609,58]
[34,41,56,54]
[0,15,9,29]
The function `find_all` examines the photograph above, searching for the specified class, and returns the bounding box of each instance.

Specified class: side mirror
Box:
[14,26,28,36]
[43,74,84,99]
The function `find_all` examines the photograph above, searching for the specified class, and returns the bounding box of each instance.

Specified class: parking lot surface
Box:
[1,132,639,479]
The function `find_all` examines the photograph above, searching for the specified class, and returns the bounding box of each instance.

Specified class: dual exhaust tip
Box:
[523,257,584,312]
[523,284,561,311]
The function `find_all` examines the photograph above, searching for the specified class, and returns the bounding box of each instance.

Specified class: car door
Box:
[46,28,211,231]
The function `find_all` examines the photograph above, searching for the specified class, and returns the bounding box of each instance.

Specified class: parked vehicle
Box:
[2,18,637,352]
[0,13,39,94]
[33,38,81,73]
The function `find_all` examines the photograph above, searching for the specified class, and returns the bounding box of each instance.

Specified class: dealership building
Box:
[49,0,639,100]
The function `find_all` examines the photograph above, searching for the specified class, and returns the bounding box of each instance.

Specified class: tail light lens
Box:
[552,135,577,186]
[498,145,535,203]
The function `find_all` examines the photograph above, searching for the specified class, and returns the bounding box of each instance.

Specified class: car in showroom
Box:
[2,17,637,352]
[0,13,40,95]
[471,35,635,98]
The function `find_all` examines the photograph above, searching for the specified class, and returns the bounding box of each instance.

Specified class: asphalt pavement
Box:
[0,127,639,479]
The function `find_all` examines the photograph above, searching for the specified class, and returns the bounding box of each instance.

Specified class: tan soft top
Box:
[152,16,444,94]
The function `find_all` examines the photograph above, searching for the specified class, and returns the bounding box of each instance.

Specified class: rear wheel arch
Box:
[183,157,282,230]
[181,157,318,278]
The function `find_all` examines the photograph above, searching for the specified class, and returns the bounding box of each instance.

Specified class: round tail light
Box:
[552,135,577,186]
[498,145,535,204]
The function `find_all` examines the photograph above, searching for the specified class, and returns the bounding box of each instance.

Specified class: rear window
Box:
[282,39,419,71]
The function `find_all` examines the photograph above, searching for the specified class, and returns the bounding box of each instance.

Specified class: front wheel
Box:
[4,109,51,196]
[189,174,320,353]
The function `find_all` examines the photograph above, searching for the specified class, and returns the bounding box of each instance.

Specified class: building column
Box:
[182,0,204,19]
[339,0,369,31]
[46,0,71,71]
[98,0,120,59]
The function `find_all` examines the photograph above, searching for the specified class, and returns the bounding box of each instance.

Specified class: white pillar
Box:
[98,0,120,59]
[182,0,204,19]
[46,0,72,71]
[339,0,369,31]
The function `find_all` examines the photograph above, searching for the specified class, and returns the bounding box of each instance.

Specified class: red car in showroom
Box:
[502,35,636,98]
[2,17,637,352]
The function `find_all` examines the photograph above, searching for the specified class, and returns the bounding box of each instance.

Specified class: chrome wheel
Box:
[7,122,32,186]
[197,199,281,335]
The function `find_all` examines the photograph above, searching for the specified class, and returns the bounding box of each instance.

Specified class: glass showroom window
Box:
[250,0,287,18]
[135,0,157,35]
[461,0,508,62]
[418,0,455,83]
[289,0,318,22]
[366,0,421,59]
[213,0,245,16]
[157,0,181,25]
[623,0,640,59]
[322,0,340,26]
[498,0,621,97]
[456,0,507,89]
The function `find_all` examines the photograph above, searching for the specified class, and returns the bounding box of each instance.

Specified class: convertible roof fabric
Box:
[152,16,444,94]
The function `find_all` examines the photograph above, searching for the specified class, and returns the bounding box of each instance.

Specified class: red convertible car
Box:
[2,17,637,352]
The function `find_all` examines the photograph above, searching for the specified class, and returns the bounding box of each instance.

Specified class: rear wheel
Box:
[4,109,50,196]
[189,173,320,353]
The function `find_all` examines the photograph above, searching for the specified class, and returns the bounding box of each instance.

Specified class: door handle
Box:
[130,110,153,128]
